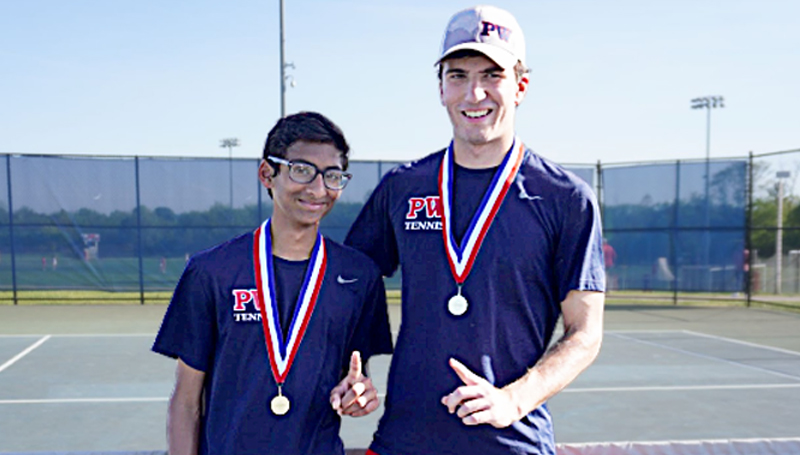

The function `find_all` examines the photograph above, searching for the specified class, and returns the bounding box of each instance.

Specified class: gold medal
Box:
[254,220,326,418]
[448,287,469,316]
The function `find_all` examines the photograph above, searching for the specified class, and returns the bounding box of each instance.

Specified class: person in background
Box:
[603,238,617,290]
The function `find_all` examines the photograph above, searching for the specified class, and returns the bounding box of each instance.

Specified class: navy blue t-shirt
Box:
[452,164,496,245]
[345,144,605,455]
[152,231,393,455]
[273,256,307,342]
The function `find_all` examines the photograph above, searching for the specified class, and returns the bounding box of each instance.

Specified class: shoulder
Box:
[519,147,597,200]
[187,230,254,272]
[324,239,382,280]
[378,149,445,188]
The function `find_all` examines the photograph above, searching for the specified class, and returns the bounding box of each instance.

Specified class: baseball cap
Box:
[437,5,526,70]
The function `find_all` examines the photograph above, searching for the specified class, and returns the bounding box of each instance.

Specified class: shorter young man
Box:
[153,112,393,455]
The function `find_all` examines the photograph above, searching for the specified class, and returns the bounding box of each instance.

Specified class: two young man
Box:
[155,4,605,455]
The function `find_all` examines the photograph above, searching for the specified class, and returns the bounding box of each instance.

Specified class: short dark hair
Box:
[437,49,528,82]
[263,111,350,174]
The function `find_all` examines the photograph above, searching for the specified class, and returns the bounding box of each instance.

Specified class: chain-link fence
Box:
[0,150,797,307]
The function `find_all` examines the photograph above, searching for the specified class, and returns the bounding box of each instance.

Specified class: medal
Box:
[254,219,327,416]
[270,386,291,416]
[439,140,524,317]
[448,287,468,316]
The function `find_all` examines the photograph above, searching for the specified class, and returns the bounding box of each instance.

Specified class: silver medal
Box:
[448,293,469,316]
[270,394,291,415]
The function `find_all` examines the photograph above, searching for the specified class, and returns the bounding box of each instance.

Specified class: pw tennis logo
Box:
[231,289,262,322]
[405,196,442,231]
[480,21,511,42]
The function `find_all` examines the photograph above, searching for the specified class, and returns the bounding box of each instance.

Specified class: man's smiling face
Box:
[439,54,527,151]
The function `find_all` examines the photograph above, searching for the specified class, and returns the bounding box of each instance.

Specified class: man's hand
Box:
[441,358,522,428]
[330,351,379,417]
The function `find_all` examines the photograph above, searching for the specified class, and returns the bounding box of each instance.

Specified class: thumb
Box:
[449,357,482,386]
[347,351,363,380]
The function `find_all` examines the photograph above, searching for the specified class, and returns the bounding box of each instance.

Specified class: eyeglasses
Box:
[267,156,352,190]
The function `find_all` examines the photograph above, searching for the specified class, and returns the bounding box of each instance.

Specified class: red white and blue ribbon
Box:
[438,140,524,284]
[253,219,327,384]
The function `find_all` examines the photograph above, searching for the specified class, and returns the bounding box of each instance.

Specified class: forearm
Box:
[505,291,604,418]
[167,359,205,455]
[167,395,201,455]
[506,326,602,416]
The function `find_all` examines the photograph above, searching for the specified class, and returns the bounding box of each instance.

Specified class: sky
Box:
[1,0,798,166]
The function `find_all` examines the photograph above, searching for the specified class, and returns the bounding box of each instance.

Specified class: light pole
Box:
[691,96,724,281]
[776,171,790,294]
[220,138,240,209]
[279,0,296,118]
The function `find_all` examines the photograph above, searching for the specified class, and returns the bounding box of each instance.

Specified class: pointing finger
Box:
[449,358,482,386]
[348,351,363,380]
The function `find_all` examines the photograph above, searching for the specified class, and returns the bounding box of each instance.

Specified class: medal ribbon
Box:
[253,219,327,384]
[439,140,524,284]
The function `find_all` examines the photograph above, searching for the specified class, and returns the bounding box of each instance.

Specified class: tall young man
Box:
[153,112,393,455]
[345,6,605,454]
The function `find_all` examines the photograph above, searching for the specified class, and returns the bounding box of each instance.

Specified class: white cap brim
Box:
[436,42,520,70]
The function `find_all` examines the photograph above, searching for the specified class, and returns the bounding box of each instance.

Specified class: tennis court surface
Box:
[1,303,799,454]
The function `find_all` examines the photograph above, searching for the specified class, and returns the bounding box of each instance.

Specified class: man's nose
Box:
[306,172,328,195]
[465,78,487,103]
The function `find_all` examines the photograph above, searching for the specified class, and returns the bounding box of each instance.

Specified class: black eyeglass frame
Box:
[266,156,352,190]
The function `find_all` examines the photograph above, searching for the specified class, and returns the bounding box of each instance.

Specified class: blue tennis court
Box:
[0,304,799,454]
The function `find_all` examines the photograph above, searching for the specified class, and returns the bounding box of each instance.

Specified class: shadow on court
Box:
[0,303,799,453]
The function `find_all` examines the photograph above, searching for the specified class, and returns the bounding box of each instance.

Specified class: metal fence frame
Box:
[1,149,799,306]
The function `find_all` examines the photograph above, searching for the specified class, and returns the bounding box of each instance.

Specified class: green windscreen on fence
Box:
[0,153,765,299]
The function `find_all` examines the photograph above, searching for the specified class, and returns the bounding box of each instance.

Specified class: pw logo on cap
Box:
[480,21,511,42]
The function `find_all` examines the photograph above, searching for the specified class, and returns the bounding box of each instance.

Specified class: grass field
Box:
[0,254,185,292]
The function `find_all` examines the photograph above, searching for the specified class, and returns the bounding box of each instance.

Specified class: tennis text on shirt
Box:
[405,196,442,231]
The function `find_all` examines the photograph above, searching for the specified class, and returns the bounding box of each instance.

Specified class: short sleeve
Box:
[152,259,217,372]
[346,270,393,369]
[554,181,606,302]
[345,176,400,278]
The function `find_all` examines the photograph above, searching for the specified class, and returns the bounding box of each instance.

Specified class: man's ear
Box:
[515,75,529,106]
[258,160,274,188]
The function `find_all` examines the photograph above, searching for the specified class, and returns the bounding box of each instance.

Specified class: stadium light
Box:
[691,96,725,161]
[691,95,725,270]
[220,138,240,209]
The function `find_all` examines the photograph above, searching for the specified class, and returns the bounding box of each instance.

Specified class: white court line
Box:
[681,329,800,357]
[0,335,51,374]
[562,383,800,393]
[560,437,800,449]
[0,333,154,338]
[607,331,800,382]
[0,397,167,405]
[5,383,799,404]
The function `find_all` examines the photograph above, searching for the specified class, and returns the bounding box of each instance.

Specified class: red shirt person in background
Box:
[603,239,617,290]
